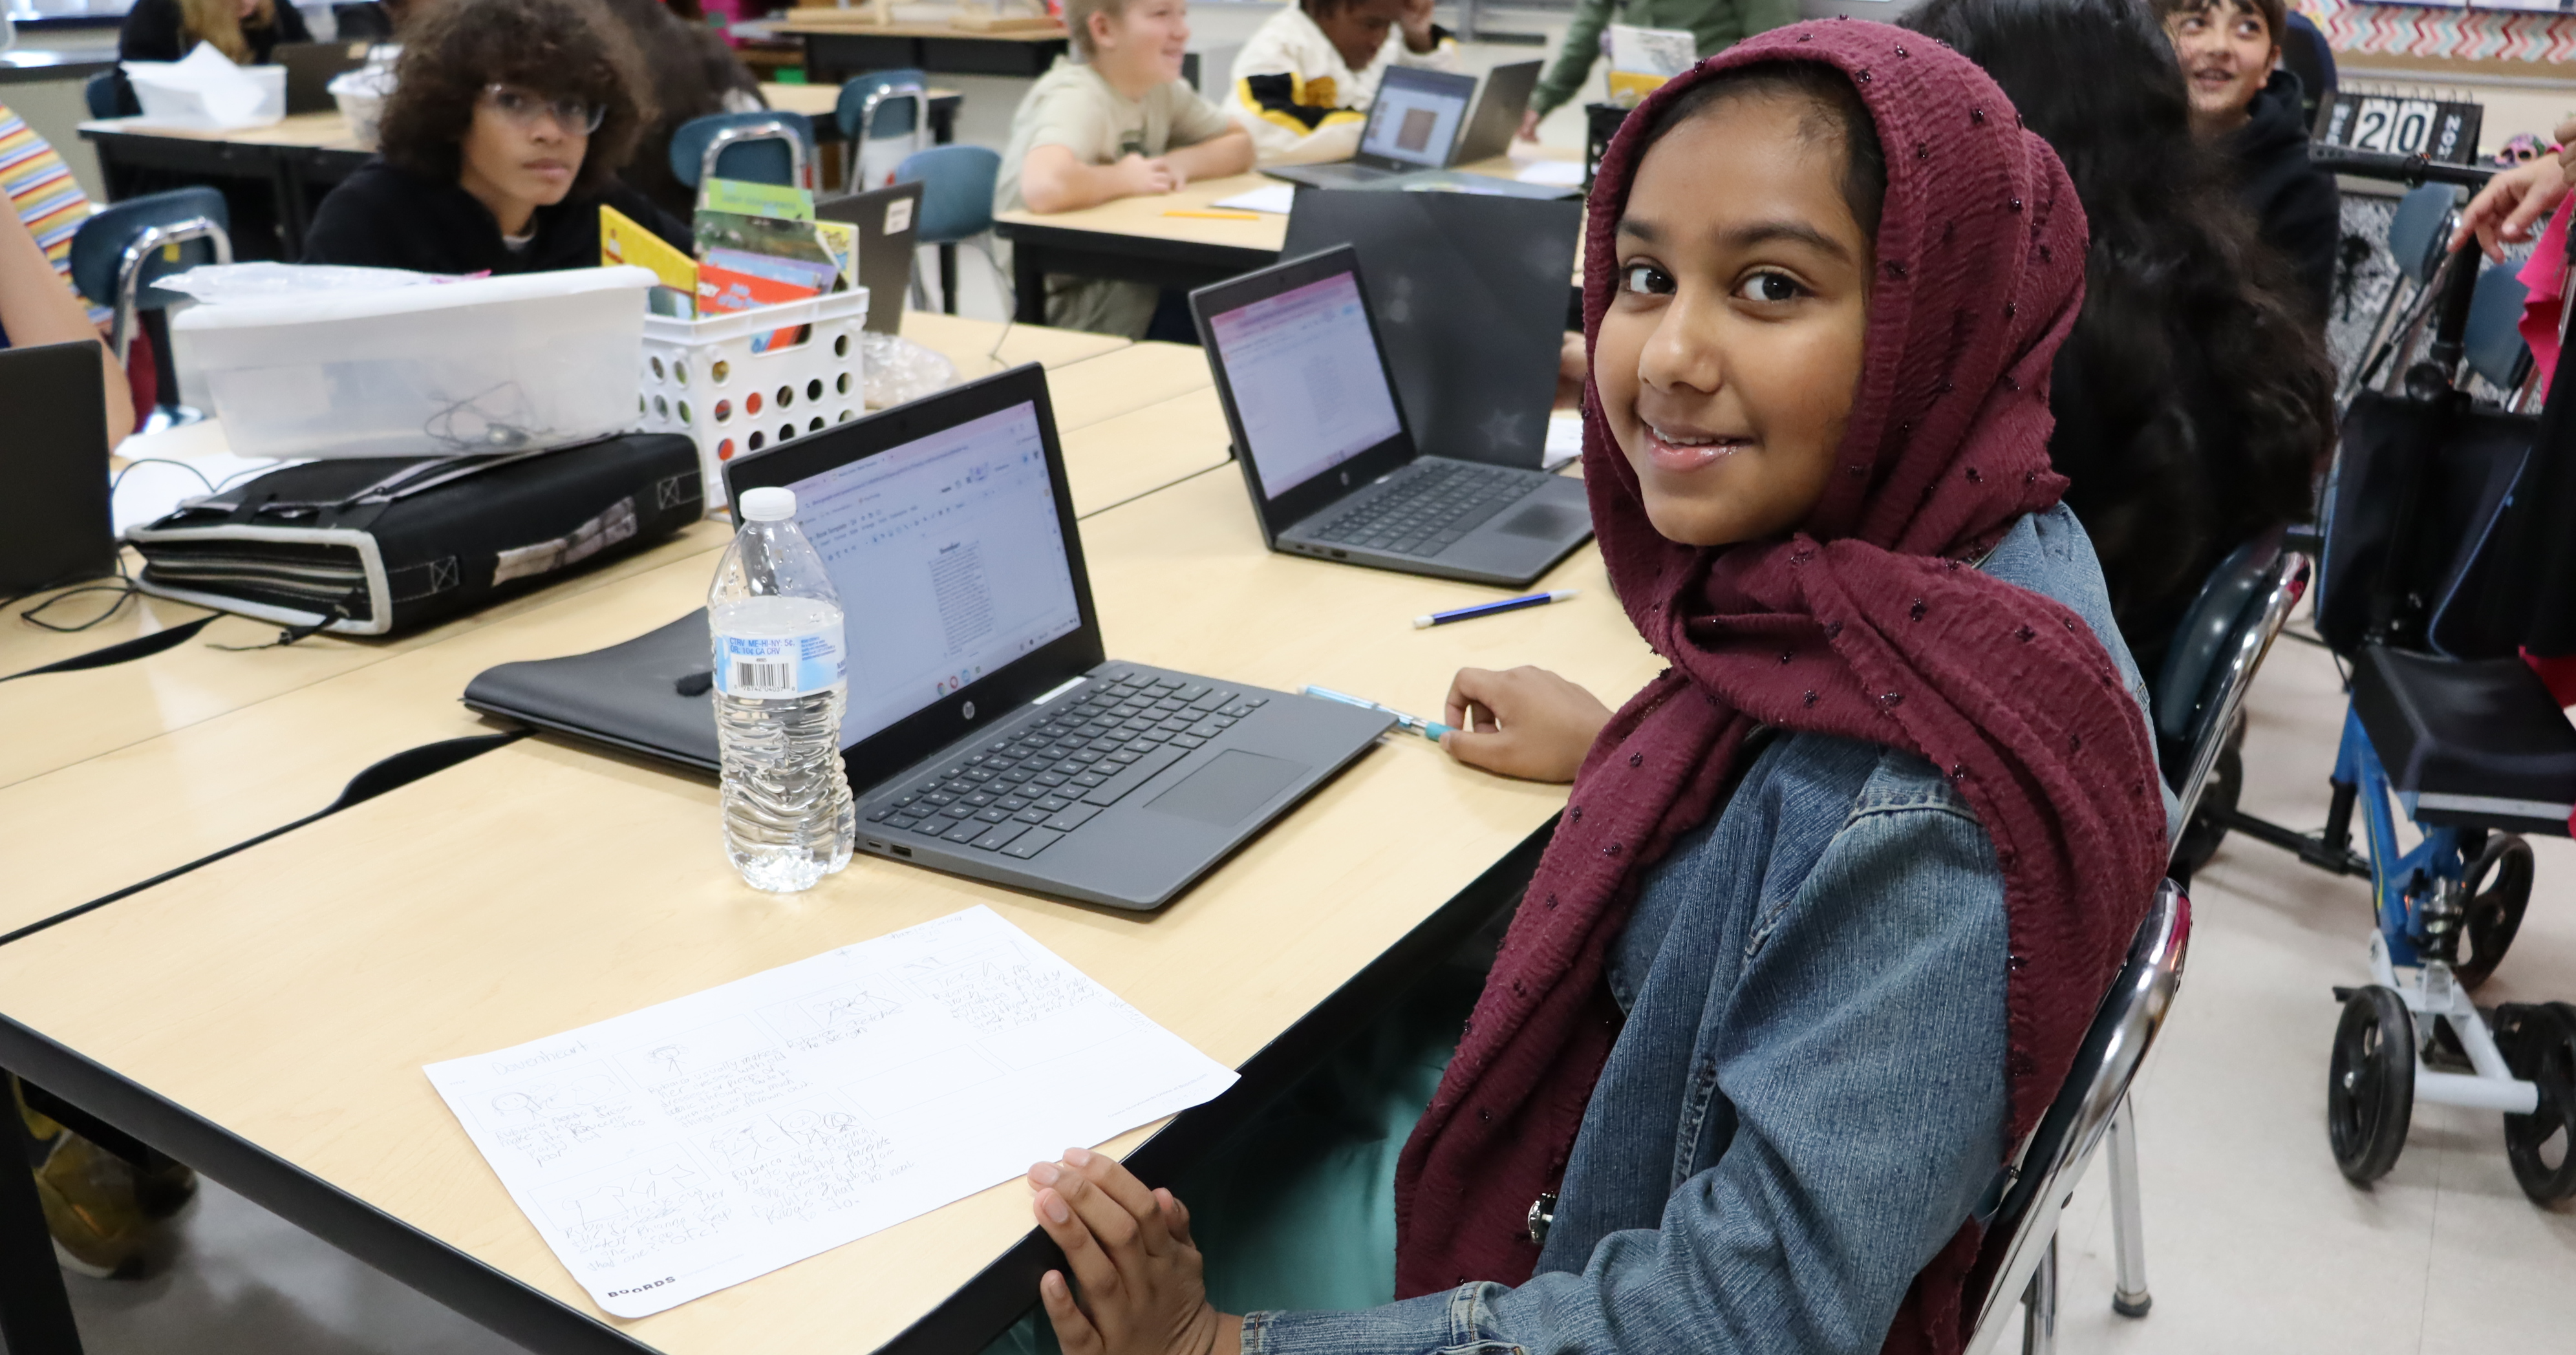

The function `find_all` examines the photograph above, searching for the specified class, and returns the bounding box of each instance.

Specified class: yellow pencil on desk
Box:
[1163,209,1261,221]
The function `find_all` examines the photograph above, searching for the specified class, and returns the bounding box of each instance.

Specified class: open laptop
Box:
[0,341,116,595]
[1189,245,1591,588]
[275,41,374,115]
[465,364,1391,911]
[1282,188,1578,470]
[815,181,925,336]
[1267,66,1478,191]
[1451,59,1541,165]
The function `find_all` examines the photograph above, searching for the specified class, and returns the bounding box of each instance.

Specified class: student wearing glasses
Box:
[302,0,691,275]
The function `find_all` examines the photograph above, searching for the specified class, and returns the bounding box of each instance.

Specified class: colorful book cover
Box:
[699,176,815,222]
[698,259,821,354]
[600,204,698,308]
[692,209,839,273]
[813,219,859,291]
[1606,25,1694,105]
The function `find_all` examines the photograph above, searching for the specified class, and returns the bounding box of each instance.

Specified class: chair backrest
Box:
[69,187,233,361]
[83,70,133,120]
[2387,184,2458,291]
[835,69,928,142]
[667,111,817,189]
[332,1,397,40]
[894,145,1000,246]
[1964,879,2191,1355]
[2463,261,2533,397]
[2150,531,2309,826]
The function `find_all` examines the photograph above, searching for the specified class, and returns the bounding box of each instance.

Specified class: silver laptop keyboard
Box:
[865,671,1269,860]
[1310,461,1529,557]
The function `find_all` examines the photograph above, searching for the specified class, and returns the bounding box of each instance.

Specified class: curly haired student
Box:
[302,0,690,275]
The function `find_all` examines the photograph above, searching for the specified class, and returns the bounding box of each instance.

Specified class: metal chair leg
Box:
[2021,1233,2057,1355]
[2107,1093,2152,1317]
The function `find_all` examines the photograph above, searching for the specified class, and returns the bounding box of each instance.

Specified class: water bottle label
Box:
[714,628,846,698]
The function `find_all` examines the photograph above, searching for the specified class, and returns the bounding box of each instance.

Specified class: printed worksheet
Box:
[424,907,1237,1318]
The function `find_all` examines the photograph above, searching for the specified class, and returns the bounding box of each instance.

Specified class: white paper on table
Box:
[424,906,1238,1319]
[122,43,279,129]
[113,451,301,535]
[1212,183,1296,215]
[1543,410,1583,471]
[1516,160,1585,188]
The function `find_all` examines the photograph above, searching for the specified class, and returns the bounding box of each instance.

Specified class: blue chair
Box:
[835,69,931,192]
[2462,262,2534,405]
[83,69,136,120]
[667,111,819,191]
[894,144,999,316]
[70,187,233,429]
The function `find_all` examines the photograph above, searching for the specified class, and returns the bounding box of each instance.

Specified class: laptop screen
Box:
[1203,267,1404,500]
[781,400,1085,749]
[1359,68,1470,168]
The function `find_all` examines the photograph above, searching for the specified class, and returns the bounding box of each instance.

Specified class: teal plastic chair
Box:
[2462,262,2534,403]
[70,187,233,428]
[667,111,818,191]
[835,69,930,191]
[894,145,1000,315]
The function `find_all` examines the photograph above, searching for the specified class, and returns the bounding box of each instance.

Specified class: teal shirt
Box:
[1531,0,1799,117]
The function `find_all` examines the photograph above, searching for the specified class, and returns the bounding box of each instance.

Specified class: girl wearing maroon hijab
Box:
[1009,21,2174,1355]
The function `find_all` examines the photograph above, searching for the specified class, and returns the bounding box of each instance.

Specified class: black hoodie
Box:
[2224,69,2339,325]
[302,160,691,276]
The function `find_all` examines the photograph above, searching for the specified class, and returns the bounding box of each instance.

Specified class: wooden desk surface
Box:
[774,13,1068,41]
[899,310,1128,375]
[1058,387,1231,517]
[758,81,963,120]
[0,314,1150,917]
[1042,339,1210,431]
[81,110,361,151]
[0,465,1648,1352]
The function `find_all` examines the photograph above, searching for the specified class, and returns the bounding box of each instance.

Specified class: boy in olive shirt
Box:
[997,0,1253,338]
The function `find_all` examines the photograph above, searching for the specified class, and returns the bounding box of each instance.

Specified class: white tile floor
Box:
[34,14,2576,1352]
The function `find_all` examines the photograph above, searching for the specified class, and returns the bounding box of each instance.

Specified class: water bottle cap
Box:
[738,487,797,522]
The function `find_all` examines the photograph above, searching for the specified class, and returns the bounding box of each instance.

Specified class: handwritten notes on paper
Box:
[424,907,1237,1318]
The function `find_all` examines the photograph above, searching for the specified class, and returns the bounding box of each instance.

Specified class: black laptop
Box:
[1267,66,1478,191]
[1451,60,1541,166]
[274,41,374,116]
[815,181,925,336]
[466,364,1391,911]
[1189,246,1591,588]
[0,341,116,595]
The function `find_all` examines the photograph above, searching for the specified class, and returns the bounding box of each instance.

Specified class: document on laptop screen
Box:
[786,401,1085,749]
[1360,77,1466,167]
[1207,271,1404,500]
[425,905,1238,1318]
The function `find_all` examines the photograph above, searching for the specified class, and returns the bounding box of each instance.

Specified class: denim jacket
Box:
[1243,506,2174,1355]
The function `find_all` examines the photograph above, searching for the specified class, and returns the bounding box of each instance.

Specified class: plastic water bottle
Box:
[709,487,854,893]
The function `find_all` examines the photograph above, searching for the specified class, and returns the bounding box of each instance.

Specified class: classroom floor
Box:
[27,15,2576,1355]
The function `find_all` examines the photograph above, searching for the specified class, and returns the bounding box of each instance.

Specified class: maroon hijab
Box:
[1390,22,2170,1351]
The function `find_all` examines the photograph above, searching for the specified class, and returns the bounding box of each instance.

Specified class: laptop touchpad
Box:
[1496,502,1583,539]
[1146,751,1307,827]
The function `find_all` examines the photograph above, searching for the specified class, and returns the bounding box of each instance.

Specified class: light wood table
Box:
[0,448,1644,1355]
[757,79,962,135]
[81,111,370,257]
[0,319,1205,934]
[1042,339,1212,431]
[993,151,1585,324]
[899,308,1128,376]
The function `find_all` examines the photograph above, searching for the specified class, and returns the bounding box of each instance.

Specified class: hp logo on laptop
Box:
[962,701,976,720]
[1339,470,1350,486]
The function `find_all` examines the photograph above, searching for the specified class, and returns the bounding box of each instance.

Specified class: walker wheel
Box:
[2453,834,2533,990]
[2328,985,2414,1184]
[2172,735,2242,879]
[2495,1001,2576,1204]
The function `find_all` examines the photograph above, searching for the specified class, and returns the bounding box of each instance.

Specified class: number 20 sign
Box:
[2320,93,2484,166]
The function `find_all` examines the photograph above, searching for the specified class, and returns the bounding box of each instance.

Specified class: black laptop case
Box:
[127,433,703,635]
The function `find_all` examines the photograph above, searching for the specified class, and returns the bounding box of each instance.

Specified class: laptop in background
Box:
[467,364,1391,911]
[1266,66,1478,191]
[1190,246,1591,588]
[0,341,116,595]
[815,181,925,336]
[275,41,374,115]
[1450,60,1541,166]
[1282,187,1578,469]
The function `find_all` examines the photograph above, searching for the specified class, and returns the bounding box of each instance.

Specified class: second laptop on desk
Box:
[1190,244,1591,588]
[467,365,1391,912]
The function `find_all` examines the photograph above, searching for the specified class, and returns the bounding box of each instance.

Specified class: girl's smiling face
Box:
[1596,90,1876,548]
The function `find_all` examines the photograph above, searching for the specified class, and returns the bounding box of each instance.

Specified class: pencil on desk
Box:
[1163,209,1262,221]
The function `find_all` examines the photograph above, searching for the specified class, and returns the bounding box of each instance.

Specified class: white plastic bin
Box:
[123,59,286,129]
[171,266,657,460]
[638,287,869,507]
